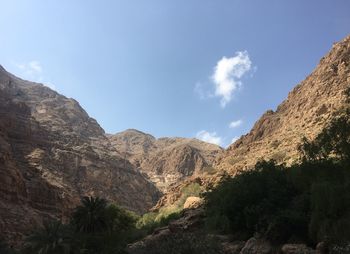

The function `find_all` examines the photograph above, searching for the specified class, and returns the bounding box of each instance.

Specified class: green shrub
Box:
[138,232,222,254]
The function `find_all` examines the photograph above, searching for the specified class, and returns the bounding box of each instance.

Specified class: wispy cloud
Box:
[14,61,56,90]
[229,119,243,128]
[196,130,222,146]
[212,51,251,107]
[194,82,213,100]
[17,60,43,77]
[231,136,240,144]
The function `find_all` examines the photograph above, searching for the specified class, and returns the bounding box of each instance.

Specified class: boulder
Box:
[281,244,315,254]
[240,237,272,254]
[183,196,204,209]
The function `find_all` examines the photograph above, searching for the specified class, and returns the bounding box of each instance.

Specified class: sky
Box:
[0,0,349,147]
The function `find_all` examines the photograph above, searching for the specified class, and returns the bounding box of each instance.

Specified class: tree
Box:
[24,220,73,254]
[71,196,109,234]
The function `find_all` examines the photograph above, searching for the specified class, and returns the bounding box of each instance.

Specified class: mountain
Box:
[151,35,350,213]
[126,34,350,254]
[1,34,349,248]
[0,67,161,245]
[215,35,350,174]
[108,129,223,192]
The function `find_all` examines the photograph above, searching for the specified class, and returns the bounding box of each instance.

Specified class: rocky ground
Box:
[127,207,327,254]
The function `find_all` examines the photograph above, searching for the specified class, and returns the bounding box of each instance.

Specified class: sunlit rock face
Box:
[215,35,350,174]
[153,35,350,213]
[0,66,160,246]
[108,129,223,192]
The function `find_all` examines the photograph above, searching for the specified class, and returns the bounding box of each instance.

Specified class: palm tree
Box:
[24,220,73,254]
[72,196,109,234]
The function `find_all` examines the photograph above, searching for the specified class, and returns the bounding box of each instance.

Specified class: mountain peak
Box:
[216,34,350,174]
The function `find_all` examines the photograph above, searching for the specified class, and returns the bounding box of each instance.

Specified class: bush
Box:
[138,232,222,254]
[137,183,202,233]
[205,111,350,245]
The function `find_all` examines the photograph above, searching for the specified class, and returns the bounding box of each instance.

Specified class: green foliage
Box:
[71,196,109,234]
[23,197,138,254]
[136,182,202,233]
[205,160,297,241]
[0,239,17,254]
[23,220,76,254]
[140,232,222,254]
[299,113,350,161]
[309,182,350,243]
[136,210,182,234]
[206,112,350,245]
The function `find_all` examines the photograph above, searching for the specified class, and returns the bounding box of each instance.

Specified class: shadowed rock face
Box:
[0,67,160,245]
[108,129,223,192]
[216,35,350,174]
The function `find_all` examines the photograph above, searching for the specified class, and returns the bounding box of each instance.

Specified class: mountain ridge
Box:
[214,34,350,174]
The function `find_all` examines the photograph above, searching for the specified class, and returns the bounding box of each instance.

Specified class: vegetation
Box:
[0,239,16,254]
[22,197,138,254]
[205,112,350,248]
[137,182,201,233]
[8,96,350,253]
[139,232,222,254]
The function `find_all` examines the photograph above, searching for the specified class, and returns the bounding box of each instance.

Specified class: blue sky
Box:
[0,0,349,147]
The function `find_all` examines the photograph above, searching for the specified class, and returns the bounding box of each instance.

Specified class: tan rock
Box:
[221,241,245,254]
[109,129,223,192]
[183,196,204,209]
[0,66,161,246]
[281,244,315,254]
[239,237,272,254]
[215,35,350,175]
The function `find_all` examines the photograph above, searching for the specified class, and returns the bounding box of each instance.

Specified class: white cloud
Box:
[231,136,240,144]
[196,130,222,146]
[229,119,243,128]
[28,61,42,73]
[17,60,43,76]
[212,51,251,107]
[194,82,213,100]
[14,61,56,90]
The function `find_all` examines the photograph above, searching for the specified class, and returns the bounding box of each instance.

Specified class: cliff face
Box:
[152,35,350,212]
[0,67,160,245]
[216,35,350,174]
[108,129,223,192]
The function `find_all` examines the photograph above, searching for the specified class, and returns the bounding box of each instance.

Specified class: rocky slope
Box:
[108,129,223,192]
[216,35,350,174]
[127,35,350,254]
[0,67,161,245]
[152,35,350,212]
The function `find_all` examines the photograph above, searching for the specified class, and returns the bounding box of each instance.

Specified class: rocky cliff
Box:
[0,67,160,245]
[108,129,223,192]
[152,35,350,212]
[216,35,350,174]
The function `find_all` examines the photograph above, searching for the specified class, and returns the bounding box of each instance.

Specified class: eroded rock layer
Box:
[216,35,350,174]
[0,67,160,245]
[108,129,222,191]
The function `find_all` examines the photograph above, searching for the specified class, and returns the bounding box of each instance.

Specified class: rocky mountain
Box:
[0,67,161,245]
[153,35,350,212]
[1,34,349,248]
[108,129,223,191]
[215,35,350,174]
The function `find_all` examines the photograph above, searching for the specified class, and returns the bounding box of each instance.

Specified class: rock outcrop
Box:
[215,35,350,174]
[0,67,161,245]
[109,129,223,192]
